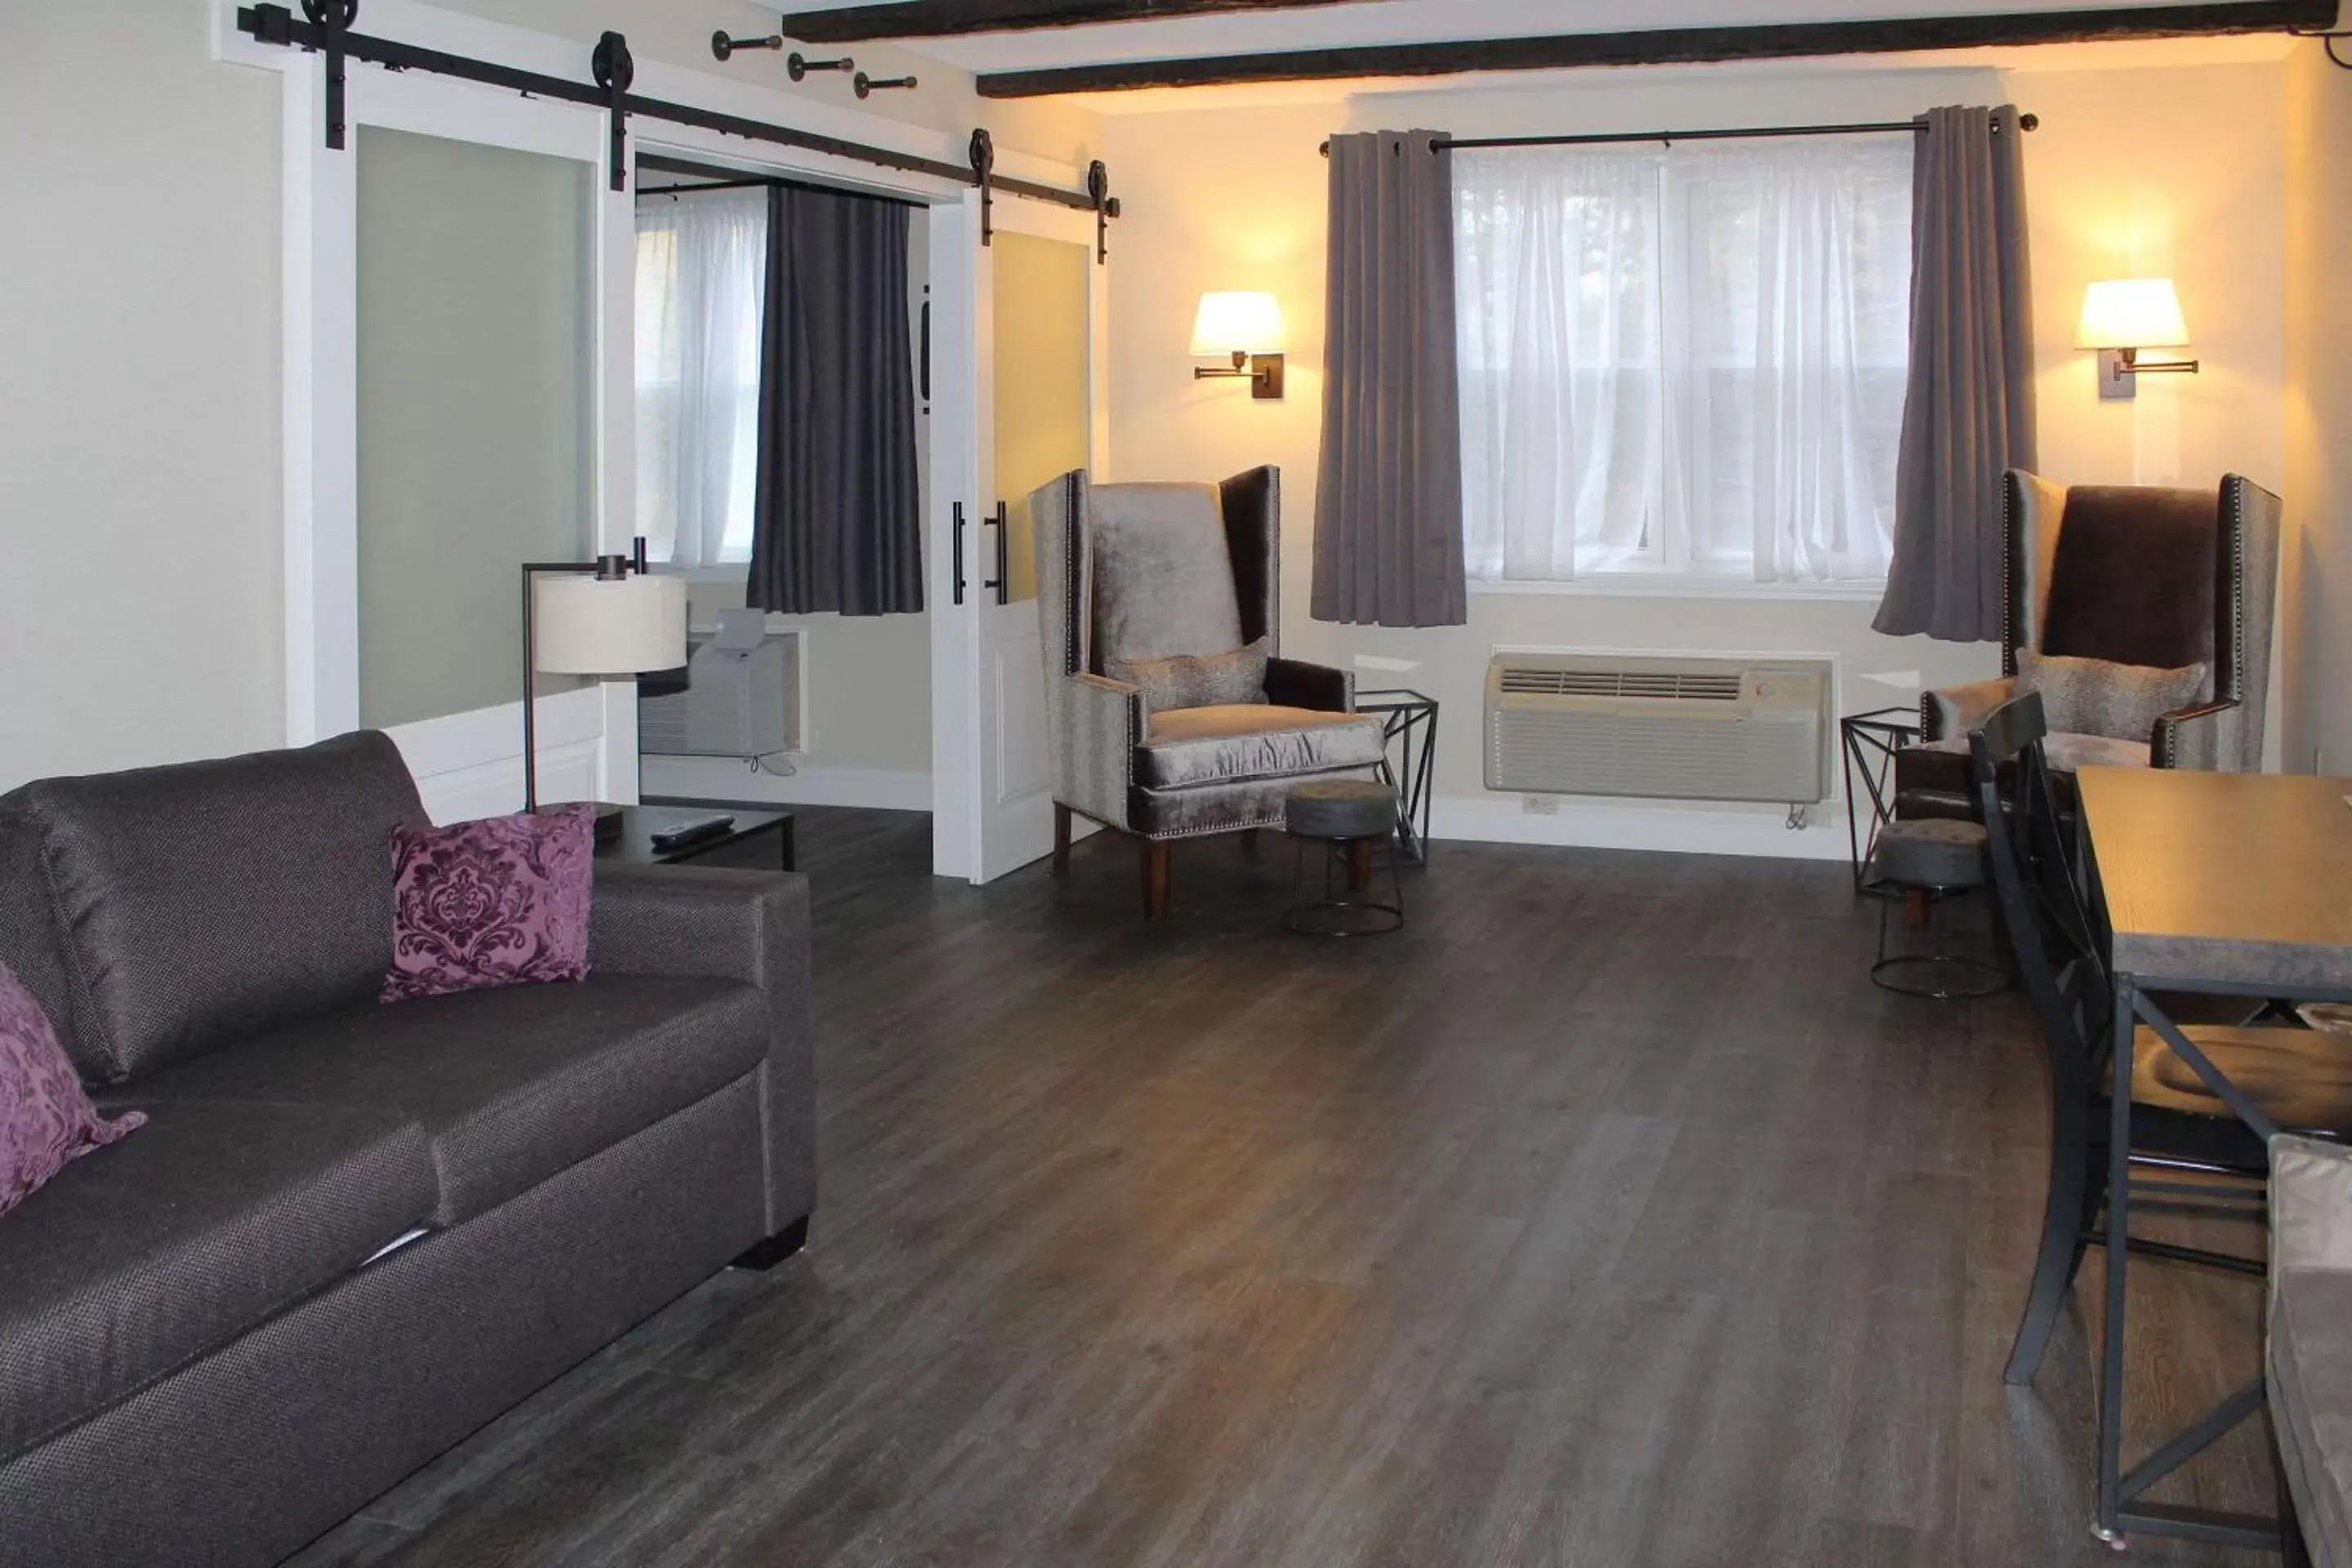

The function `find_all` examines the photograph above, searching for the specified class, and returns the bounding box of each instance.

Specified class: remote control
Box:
[649,814,735,852]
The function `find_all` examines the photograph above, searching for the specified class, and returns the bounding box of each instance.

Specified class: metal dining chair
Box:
[1972,693,2352,1388]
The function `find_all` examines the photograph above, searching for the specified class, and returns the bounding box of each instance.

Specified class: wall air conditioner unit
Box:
[1486,653,1830,804]
[639,608,800,759]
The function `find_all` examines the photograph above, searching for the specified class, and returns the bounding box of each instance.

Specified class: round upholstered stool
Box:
[1864,817,2004,1000]
[1284,779,1404,936]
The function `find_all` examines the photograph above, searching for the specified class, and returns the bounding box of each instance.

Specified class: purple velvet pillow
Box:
[381,804,595,1004]
[1,959,145,1217]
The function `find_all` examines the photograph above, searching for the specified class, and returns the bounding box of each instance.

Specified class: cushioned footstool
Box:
[1284,779,1403,936]
[1864,817,2003,999]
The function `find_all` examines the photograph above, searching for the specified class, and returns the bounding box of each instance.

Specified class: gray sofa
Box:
[0,733,815,1568]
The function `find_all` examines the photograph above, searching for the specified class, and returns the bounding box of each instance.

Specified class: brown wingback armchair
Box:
[1895,470,2281,821]
[1031,466,1388,918]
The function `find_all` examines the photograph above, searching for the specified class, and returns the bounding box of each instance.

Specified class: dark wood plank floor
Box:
[291,810,2280,1567]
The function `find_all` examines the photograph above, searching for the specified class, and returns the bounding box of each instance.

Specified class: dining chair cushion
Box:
[1867,817,1988,890]
[1089,482,1245,670]
[2015,648,2207,745]
[2267,1134,2352,1568]
[1137,706,1385,790]
[1107,639,1268,713]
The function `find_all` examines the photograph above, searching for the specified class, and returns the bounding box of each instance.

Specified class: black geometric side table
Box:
[1840,706,1921,893]
[1355,688,1438,865]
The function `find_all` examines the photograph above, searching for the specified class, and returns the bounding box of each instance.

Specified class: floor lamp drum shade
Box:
[533,573,688,675]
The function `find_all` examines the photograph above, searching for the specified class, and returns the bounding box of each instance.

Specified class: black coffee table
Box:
[596,804,795,871]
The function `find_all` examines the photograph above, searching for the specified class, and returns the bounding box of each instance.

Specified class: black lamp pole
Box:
[519,537,649,815]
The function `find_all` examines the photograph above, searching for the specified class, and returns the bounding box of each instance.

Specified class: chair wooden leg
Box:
[1904,887,1931,929]
[1139,840,1172,920]
[1238,829,1259,853]
[1053,804,1072,875]
[1346,838,1374,893]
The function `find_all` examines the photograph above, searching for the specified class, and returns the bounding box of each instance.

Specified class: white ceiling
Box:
[770,0,2294,74]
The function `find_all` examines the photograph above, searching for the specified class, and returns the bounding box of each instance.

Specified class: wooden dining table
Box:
[2078,765,2352,1552]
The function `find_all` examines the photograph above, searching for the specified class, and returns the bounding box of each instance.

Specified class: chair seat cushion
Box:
[1138,706,1386,790]
[1867,817,1989,889]
[112,974,767,1225]
[1922,730,2153,771]
[2271,1266,2352,1567]
[0,1097,433,1459]
[2122,1025,2352,1135]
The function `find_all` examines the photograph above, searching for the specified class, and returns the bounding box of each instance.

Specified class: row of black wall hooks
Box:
[709,32,917,99]
[238,2,1116,258]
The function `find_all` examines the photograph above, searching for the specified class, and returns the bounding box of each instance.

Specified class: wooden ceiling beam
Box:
[779,0,1362,45]
[973,0,2336,96]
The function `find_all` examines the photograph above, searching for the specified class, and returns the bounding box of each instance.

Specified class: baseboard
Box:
[640,757,933,813]
[1428,793,1853,862]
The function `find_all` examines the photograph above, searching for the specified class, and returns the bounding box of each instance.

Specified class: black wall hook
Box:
[789,52,854,80]
[856,72,918,97]
[710,30,782,61]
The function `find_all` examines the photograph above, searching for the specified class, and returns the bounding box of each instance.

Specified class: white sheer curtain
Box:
[1455,136,1910,584]
[634,189,765,568]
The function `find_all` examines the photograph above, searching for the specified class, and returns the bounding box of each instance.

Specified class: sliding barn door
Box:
[964,198,1107,883]
[290,65,636,822]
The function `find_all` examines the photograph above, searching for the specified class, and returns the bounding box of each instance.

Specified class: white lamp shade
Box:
[2076,278,2189,350]
[1190,291,1285,355]
[533,572,686,675]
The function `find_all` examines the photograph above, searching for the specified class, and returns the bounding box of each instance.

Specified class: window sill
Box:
[1467,577,1887,604]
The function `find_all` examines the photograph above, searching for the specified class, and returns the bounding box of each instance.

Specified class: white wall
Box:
[2286,39,2352,778]
[0,2,285,791]
[1102,55,2292,852]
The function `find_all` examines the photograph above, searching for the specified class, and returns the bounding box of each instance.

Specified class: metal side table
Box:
[1355,688,1437,865]
[1841,706,1920,893]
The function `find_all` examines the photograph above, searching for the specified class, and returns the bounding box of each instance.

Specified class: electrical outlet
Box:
[1521,794,1559,816]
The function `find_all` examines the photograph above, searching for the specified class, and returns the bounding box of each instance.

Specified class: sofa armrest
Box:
[2153,697,2238,772]
[590,863,814,1235]
[1058,674,1142,830]
[1922,676,2016,744]
[1265,657,1356,714]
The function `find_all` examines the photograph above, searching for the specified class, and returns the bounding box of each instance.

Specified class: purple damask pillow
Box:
[380,804,595,1004]
[1,959,145,1217]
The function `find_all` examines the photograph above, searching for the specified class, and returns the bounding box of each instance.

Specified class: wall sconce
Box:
[1191,291,1285,399]
[2077,278,2199,401]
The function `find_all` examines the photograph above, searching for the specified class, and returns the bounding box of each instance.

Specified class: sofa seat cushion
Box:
[0,1097,432,1459]
[1138,706,1387,790]
[2272,1266,2352,1567]
[118,975,767,1225]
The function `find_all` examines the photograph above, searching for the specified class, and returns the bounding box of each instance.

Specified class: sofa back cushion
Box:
[1090,482,1245,671]
[6,733,427,1084]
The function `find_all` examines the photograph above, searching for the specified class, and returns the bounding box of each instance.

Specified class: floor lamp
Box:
[521,537,687,831]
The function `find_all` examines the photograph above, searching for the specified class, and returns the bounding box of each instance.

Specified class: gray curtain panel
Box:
[1873,105,2037,643]
[1312,129,1468,629]
[749,185,923,616]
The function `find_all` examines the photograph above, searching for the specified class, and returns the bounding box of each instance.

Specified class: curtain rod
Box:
[1317,113,2036,156]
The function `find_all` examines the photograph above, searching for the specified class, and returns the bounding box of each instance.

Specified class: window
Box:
[634,190,766,568]
[1454,137,1912,587]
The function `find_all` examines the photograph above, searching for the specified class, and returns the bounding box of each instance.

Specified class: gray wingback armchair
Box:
[1031,466,1387,918]
[1895,470,2281,821]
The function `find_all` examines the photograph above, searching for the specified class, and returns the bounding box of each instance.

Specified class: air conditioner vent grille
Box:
[1496,667,1744,702]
